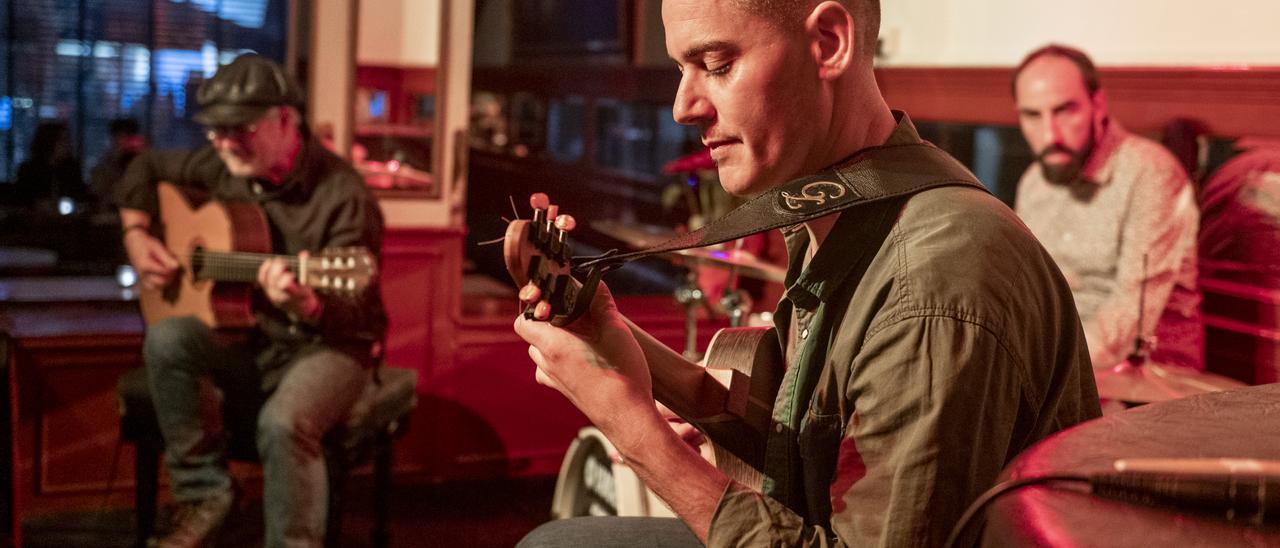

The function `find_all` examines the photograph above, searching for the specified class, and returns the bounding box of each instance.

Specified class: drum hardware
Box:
[551,427,677,520]
[673,270,708,361]
[719,288,753,328]
[1097,255,1245,405]
[591,218,780,356]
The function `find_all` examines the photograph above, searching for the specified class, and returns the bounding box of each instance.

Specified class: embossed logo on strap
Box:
[780,180,849,212]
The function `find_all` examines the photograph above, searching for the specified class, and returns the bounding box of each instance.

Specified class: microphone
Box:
[942,458,1280,548]
[1089,459,1280,525]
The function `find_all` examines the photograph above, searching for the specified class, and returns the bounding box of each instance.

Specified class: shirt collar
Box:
[1081,118,1129,186]
[247,135,324,199]
[782,110,921,310]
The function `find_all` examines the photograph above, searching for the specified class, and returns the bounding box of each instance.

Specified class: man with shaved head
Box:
[517,3,1099,546]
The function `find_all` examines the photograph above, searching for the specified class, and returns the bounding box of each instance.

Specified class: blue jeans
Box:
[143,317,370,548]
[517,517,702,547]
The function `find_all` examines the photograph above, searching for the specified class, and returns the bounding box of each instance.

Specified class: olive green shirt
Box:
[706,114,1101,547]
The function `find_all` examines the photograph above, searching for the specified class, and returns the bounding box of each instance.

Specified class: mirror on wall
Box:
[349,0,441,196]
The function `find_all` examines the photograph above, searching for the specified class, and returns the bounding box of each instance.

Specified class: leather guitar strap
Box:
[578,142,988,272]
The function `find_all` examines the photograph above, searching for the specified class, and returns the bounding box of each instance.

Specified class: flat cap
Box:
[193,54,304,127]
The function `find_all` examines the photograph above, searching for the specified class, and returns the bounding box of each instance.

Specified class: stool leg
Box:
[134,439,162,548]
[373,430,393,548]
[324,445,346,548]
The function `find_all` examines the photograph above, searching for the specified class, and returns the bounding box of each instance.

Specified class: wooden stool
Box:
[116,365,417,548]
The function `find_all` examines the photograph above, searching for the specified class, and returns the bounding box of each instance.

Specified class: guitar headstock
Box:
[504,193,597,326]
[300,247,377,296]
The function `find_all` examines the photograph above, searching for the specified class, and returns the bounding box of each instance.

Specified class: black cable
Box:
[942,474,1090,548]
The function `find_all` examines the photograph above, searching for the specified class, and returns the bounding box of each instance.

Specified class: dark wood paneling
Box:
[876,66,1280,138]
[1201,277,1280,385]
[381,225,464,476]
[10,329,145,515]
[473,65,680,104]
[477,64,1280,138]
[404,296,729,482]
[3,334,18,547]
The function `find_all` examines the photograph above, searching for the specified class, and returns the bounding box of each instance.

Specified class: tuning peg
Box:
[519,282,542,303]
[530,193,550,210]
[554,214,576,249]
[531,193,550,225]
[554,214,576,232]
[534,301,552,321]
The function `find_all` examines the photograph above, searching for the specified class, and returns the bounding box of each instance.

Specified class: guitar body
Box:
[139,182,272,328]
[699,326,782,491]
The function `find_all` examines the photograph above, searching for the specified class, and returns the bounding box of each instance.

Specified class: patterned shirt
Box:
[1015,121,1202,370]
[706,113,1101,547]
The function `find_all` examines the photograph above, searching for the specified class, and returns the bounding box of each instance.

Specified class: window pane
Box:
[595,99,698,181]
[0,0,10,179]
[1,0,287,190]
[547,95,585,164]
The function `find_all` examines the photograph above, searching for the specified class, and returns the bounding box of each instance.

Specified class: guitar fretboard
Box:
[192,250,298,283]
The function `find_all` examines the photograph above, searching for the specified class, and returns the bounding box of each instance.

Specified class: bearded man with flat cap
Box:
[515,2,1099,547]
[1012,44,1203,373]
[114,54,385,547]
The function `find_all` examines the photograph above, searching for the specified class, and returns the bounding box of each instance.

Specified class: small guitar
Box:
[505,193,783,490]
[139,182,375,329]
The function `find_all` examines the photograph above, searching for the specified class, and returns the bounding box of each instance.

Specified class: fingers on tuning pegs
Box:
[530,193,550,210]
[534,301,552,321]
[554,214,576,232]
[519,283,542,303]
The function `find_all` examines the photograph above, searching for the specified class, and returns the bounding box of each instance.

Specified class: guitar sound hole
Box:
[190,246,205,281]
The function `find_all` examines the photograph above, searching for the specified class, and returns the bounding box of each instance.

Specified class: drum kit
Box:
[1094,353,1245,409]
[591,218,785,360]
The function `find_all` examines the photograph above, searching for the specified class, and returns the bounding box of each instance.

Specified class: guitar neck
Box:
[192,250,297,284]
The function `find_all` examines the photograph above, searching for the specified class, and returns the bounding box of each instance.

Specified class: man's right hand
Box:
[123,229,179,289]
[657,402,708,450]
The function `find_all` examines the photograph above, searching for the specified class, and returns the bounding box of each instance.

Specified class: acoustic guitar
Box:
[505,193,783,490]
[139,182,375,329]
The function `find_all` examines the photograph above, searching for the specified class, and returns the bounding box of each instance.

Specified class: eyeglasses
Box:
[205,123,259,143]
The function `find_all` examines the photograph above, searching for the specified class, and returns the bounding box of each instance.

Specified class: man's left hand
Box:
[515,281,657,437]
[258,251,322,321]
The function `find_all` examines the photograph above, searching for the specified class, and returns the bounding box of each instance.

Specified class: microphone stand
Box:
[674,270,705,361]
[1123,254,1155,368]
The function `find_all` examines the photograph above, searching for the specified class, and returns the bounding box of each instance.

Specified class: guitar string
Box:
[179,251,366,287]
[183,252,351,284]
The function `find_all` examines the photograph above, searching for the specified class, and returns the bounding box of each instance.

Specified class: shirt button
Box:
[252,182,263,194]
[800,328,810,339]
[288,324,298,335]
[774,423,784,433]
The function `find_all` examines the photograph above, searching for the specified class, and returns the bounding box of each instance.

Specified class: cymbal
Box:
[590,219,680,249]
[672,247,787,283]
[588,220,787,282]
[1095,360,1247,404]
